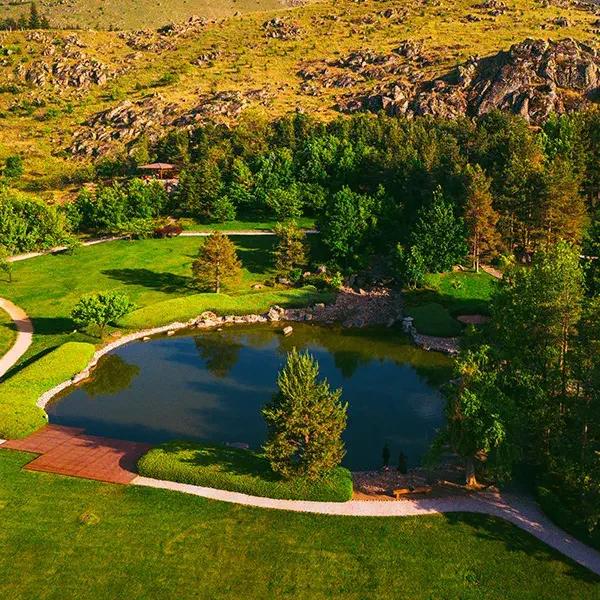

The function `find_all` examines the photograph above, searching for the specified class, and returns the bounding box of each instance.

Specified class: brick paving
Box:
[3,425,151,484]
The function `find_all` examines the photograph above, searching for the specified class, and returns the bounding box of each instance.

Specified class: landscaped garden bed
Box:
[138,441,354,502]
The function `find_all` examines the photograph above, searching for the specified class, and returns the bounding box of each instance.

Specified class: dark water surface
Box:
[48,324,452,470]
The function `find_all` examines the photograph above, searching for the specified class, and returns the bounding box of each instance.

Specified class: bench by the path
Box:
[0,298,33,379]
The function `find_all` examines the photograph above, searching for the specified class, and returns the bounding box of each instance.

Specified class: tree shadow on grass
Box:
[443,512,600,584]
[102,268,193,293]
[163,440,280,482]
[234,237,275,275]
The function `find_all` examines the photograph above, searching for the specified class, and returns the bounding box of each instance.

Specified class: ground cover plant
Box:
[138,441,353,501]
[0,342,95,439]
[1,450,599,599]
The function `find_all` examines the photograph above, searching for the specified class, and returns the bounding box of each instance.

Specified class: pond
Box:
[48,324,453,471]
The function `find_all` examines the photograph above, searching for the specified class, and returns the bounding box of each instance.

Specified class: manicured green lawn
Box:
[179,217,316,232]
[0,450,598,599]
[0,342,95,439]
[405,302,463,337]
[0,236,326,369]
[138,441,353,501]
[0,309,16,359]
[422,271,497,316]
[404,271,497,337]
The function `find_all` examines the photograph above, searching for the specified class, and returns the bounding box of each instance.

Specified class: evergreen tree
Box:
[262,348,347,479]
[273,221,306,279]
[464,164,501,272]
[28,3,41,29]
[192,231,241,293]
[538,157,586,247]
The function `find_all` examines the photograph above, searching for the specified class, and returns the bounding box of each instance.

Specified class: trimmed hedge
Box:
[120,286,334,330]
[0,342,95,439]
[537,485,600,551]
[138,441,354,502]
[406,302,462,337]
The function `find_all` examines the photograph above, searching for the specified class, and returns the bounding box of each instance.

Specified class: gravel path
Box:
[0,298,33,379]
[134,476,600,576]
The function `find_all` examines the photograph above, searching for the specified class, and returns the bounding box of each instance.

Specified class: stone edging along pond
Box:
[33,305,337,410]
[36,290,455,411]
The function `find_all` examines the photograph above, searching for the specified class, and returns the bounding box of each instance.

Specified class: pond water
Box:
[48,324,452,471]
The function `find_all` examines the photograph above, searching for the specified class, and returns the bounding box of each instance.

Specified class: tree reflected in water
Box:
[83,355,141,397]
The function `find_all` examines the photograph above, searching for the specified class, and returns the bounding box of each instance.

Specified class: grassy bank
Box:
[0,342,95,439]
[0,235,327,367]
[121,287,332,329]
[404,271,496,337]
[0,450,598,598]
[138,441,353,502]
[0,309,16,359]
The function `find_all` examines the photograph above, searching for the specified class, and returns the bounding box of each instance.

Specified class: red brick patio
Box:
[2,425,152,484]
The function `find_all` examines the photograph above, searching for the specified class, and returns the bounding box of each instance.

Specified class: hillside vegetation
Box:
[0,0,312,30]
[0,0,598,199]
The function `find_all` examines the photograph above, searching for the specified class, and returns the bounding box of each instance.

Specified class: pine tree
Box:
[192,231,241,293]
[538,157,586,247]
[28,3,41,29]
[273,221,306,279]
[262,349,347,479]
[464,164,502,272]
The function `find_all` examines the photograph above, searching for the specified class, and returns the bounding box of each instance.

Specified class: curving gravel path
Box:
[0,298,33,379]
[134,476,600,576]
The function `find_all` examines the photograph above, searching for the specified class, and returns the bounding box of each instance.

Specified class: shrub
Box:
[0,189,68,253]
[138,441,353,502]
[71,292,135,336]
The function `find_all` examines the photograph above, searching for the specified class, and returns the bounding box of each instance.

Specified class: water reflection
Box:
[47,324,452,470]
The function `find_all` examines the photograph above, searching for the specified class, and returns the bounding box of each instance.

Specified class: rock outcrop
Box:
[68,96,179,157]
[263,17,302,40]
[339,38,600,125]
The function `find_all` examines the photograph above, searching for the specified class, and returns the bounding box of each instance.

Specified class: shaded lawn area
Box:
[0,309,16,359]
[179,216,316,232]
[138,441,353,502]
[404,271,497,337]
[0,451,598,600]
[0,236,325,369]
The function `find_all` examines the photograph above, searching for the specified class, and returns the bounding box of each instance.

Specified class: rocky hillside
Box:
[0,0,599,196]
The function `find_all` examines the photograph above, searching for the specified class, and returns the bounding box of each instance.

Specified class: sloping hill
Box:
[0,0,598,198]
[0,0,312,30]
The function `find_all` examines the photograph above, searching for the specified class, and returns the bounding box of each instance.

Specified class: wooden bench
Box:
[393,485,433,499]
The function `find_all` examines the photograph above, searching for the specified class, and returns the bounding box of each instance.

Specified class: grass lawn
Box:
[0,342,95,439]
[0,235,328,370]
[404,271,497,337]
[138,441,353,502]
[0,308,16,359]
[179,216,316,232]
[406,302,463,337]
[0,450,598,599]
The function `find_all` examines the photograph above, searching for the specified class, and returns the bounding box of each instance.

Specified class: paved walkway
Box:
[0,297,33,379]
[3,425,151,484]
[134,477,600,576]
[2,424,599,575]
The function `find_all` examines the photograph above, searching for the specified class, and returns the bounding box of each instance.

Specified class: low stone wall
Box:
[400,317,460,355]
